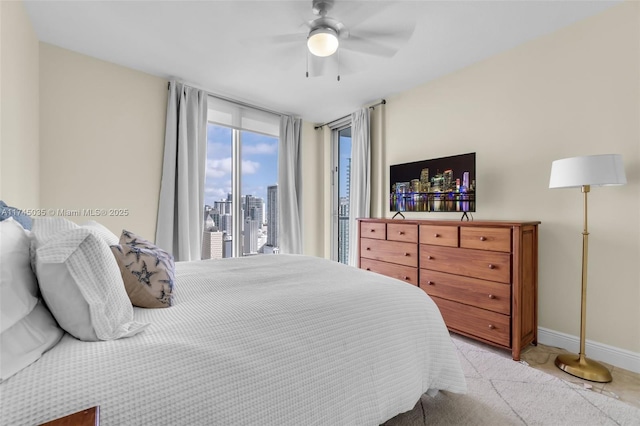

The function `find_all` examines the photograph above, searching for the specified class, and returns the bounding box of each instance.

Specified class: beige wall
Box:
[0,0,40,208]
[39,43,167,241]
[378,2,639,354]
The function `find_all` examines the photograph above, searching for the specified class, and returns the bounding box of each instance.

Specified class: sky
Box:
[204,123,353,205]
[205,124,278,206]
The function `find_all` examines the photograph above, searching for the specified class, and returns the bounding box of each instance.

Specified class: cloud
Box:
[206,157,231,178]
[243,143,277,155]
[242,160,260,174]
[206,157,261,177]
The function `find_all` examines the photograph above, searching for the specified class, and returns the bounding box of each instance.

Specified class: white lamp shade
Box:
[307,28,339,57]
[549,154,627,189]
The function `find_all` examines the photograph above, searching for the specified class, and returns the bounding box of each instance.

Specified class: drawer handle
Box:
[480,236,486,241]
[488,294,495,299]
[427,255,433,260]
[398,231,404,235]
[404,252,410,257]
[403,276,409,280]
[488,264,495,269]
[366,268,371,271]
[370,229,375,232]
[488,324,496,330]
[434,233,439,238]
[366,247,371,251]
[427,281,434,285]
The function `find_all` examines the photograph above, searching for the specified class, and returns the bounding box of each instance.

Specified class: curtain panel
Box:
[278,116,303,254]
[155,81,208,261]
[348,108,371,266]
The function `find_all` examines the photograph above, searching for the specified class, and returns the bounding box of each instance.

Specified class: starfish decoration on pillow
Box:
[125,246,144,263]
[131,261,156,285]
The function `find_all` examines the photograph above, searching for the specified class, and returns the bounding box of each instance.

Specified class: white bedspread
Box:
[0,255,466,425]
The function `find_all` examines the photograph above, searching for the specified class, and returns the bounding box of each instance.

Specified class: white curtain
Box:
[348,108,371,266]
[278,115,302,254]
[155,81,207,261]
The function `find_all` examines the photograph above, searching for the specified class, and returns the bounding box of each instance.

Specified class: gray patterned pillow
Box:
[110,241,175,309]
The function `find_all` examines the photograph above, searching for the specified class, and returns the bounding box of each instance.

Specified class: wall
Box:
[0,0,40,208]
[39,43,167,241]
[380,2,639,359]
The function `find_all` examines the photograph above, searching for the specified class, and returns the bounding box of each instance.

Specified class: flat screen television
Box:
[390,152,476,212]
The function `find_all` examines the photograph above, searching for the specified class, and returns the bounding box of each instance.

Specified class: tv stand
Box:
[460,212,470,221]
[392,211,405,220]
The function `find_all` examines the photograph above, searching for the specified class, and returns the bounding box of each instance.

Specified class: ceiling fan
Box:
[267,0,416,79]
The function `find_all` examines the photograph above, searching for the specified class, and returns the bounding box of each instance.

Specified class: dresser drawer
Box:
[460,227,511,253]
[387,223,418,243]
[360,222,386,240]
[361,258,418,286]
[420,225,458,247]
[420,269,510,315]
[431,296,510,347]
[420,245,511,284]
[361,239,418,268]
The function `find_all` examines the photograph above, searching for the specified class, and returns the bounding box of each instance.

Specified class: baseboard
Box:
[537,327,640,374]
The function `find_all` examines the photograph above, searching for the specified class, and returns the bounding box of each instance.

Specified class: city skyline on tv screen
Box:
[390,152,476,212]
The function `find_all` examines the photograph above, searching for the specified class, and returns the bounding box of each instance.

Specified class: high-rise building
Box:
[244,195,265,226]
[219,213,232,236]
[243,218,259,255]
[462,171,470,191]
[201,230,223,259]
[267,185,278,248]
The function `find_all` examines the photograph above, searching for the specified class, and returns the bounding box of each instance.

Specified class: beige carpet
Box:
[385,335,640,425]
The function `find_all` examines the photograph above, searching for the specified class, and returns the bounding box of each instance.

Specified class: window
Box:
[202,97,280,259]
[331,124,352,264]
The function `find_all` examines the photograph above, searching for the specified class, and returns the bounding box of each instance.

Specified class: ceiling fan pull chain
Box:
[337,49,341,82]
[306,49,309,78]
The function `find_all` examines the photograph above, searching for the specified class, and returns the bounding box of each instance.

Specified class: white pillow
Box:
[35,226,148,341]
[0,300,63,381]
[0,218,63,381]
[0,218,38,332]
[82,220,119,246]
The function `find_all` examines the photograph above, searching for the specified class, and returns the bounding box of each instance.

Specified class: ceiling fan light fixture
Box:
[307,27,339,57]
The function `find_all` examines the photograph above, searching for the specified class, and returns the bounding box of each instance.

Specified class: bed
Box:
[0,214,466,425]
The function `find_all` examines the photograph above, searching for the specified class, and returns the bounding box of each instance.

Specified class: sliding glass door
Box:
[331,125,352,264]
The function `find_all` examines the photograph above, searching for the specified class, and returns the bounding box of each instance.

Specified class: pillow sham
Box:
[111,230,175,308]
[1,218,38,332]
[83,220,119,246]
[35,227,148,341]
[110,243,175,308]
[120,229,156,249]
[0,218,63,381]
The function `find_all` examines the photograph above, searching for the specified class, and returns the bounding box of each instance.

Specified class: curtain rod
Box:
[168,81,285,118]
[314,99,386,130]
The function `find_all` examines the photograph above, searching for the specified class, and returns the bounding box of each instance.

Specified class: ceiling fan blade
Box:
[340,23,416,57]
[332,1,393,31]
[340,35,400,58]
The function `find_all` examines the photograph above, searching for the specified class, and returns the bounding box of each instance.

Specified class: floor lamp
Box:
[549,154,626,383]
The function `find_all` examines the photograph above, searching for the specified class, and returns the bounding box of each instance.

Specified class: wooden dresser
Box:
[358,218,540,361]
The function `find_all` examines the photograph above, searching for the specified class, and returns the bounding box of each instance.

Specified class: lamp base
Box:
[555,353,612,383]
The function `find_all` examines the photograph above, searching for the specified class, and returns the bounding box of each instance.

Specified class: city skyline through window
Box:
[202,123,279,259]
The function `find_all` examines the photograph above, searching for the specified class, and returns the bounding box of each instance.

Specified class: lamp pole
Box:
[554,184,612,383]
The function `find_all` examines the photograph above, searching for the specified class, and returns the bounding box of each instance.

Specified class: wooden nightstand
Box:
[40,406,99,426]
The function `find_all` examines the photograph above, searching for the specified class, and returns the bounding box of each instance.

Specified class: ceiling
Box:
[24,0,620,124]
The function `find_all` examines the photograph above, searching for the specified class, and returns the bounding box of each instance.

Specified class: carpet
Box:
[385,335,640,425]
